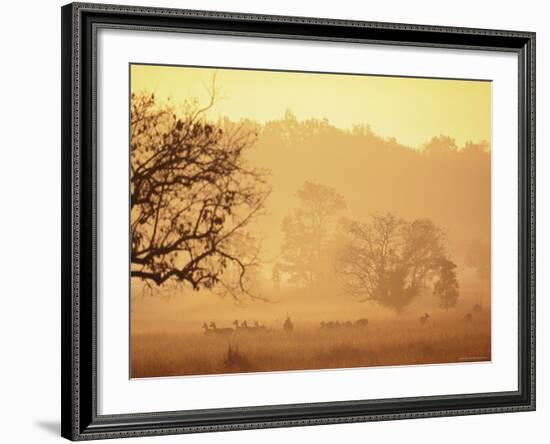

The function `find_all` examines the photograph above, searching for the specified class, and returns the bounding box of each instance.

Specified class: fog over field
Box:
[130,65,491,377]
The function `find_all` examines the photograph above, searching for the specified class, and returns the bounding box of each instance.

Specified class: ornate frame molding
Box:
[61,2,535,440]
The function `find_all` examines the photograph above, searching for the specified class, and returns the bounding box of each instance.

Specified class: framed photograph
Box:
[61,2,536,440]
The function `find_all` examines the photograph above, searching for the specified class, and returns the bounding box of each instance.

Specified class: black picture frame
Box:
[61,2,536,440]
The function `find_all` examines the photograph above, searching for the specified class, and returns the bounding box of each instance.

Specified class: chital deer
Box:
[202,322,214,336]
[283,316,294,333]
[354,318,369,328]
[209,322,234,336]
[419,313,430,324]
[473,303,483,313]
[253,320,267,331]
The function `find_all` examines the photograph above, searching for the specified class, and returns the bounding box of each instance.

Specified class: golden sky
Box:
[131,63,491,149]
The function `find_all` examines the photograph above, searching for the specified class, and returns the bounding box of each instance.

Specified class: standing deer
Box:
[253,320,267,331]
[283,316,294,333]
[209,322,234,336]
[202,322,214,336]
[419,313,430,324]
[234,320,260,333]
[473,303,483,313]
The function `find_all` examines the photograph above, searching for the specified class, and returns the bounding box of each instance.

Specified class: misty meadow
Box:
[130,65,491,378]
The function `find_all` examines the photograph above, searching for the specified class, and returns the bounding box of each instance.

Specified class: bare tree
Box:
[273,181,346,286]
[130,89,269,300]
[337,213,459,312]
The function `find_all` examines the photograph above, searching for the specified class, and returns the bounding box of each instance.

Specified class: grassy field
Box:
[131,312,491,378]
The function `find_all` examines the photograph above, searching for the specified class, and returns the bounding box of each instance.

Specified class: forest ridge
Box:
[131,92,490,309]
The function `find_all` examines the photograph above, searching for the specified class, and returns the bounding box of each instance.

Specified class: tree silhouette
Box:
[422,135,458,157]
[273,181,346,286]
[337,213,459,312]
[130,90,269,300]
[433,257,460,309]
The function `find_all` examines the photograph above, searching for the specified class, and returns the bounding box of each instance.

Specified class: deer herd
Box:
[319,318,369,330]
[202,317,295,336]
[201,305,483,337]
[201,316,369,336]
[202,320,272,336]
[417,304,483,325]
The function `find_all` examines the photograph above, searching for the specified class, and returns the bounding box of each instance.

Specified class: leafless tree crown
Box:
[338,213,459,312]
[130,90,269,300]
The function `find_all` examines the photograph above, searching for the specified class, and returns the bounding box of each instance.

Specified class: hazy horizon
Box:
[131,63,491,150]
[130,64,491,377]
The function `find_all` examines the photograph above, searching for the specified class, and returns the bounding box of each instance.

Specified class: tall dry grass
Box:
[131,311,490,378]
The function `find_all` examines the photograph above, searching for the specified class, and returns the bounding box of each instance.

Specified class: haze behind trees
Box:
[130,70,491,331]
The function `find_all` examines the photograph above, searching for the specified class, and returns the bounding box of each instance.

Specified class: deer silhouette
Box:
[253,320,267,331]
[283,316,294,333]
[473,303,483,313]
[354,318,369,328]
[202,322,214,336]
[209,322,233,336]
[320,321,332,329]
